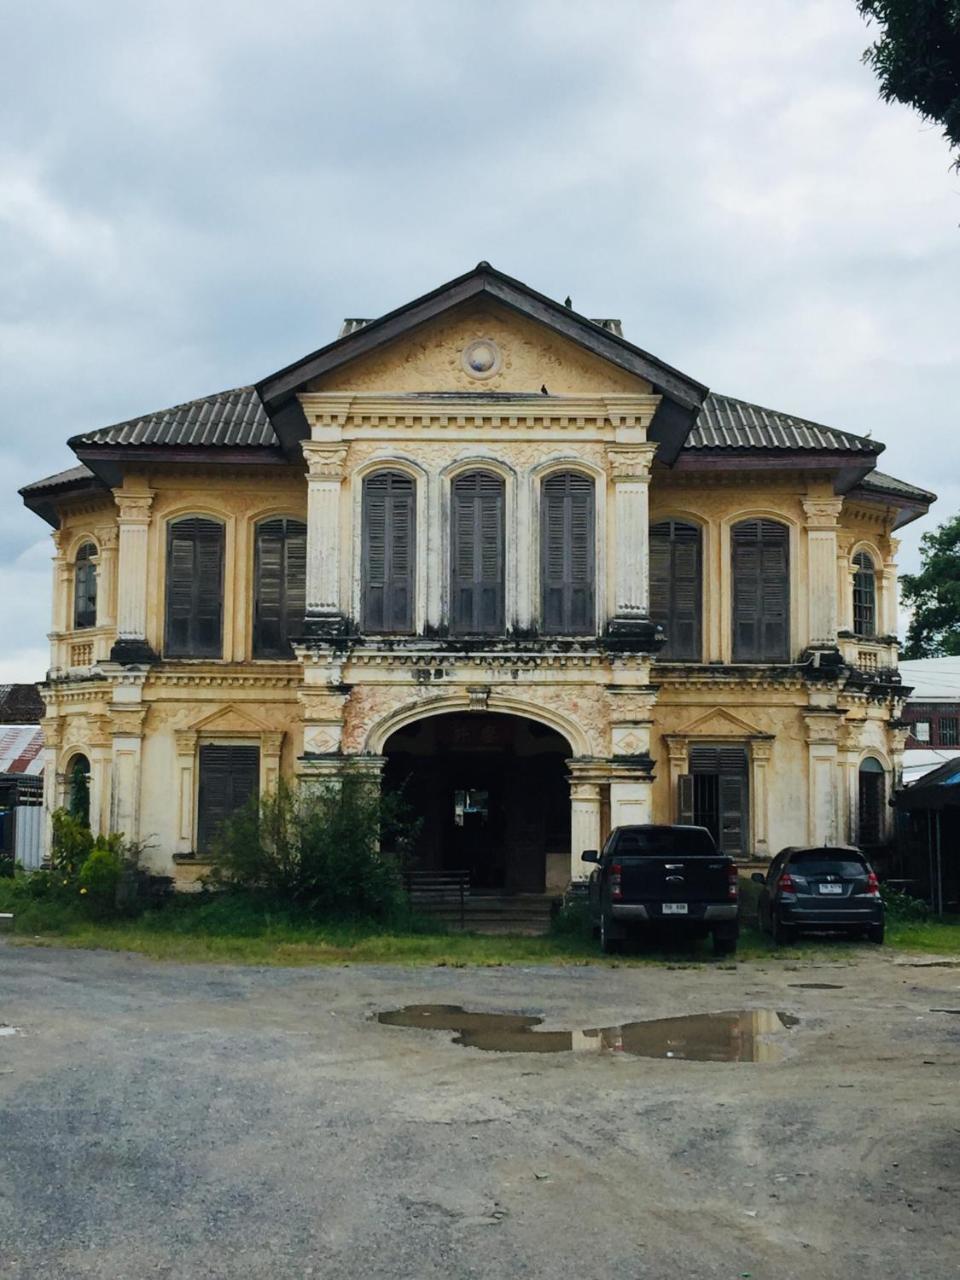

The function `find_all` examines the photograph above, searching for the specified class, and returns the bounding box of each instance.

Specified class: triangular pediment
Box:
[673,707,768,739]
[187,705,272,735]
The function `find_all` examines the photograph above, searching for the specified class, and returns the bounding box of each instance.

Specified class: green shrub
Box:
[881,884,930,923]
[77,843,126,918]
[207,774,417,921]
[549,896,592,940]
[50,809,94,879]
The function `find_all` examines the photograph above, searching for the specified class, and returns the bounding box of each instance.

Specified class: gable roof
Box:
[256,261,710,463]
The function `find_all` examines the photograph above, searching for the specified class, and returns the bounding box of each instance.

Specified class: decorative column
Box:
[606,444,659,646]
[303,442,349,637]
[837,722,861,846]
[94,523,119,632]
[110,489,156,663]
[40,714,62,860]
[88,715,113,837]
[173,729,198,853]
[663,735,689,821]
[881,538,900,639]
[568,762,604,882]
[836,534,855,635]
[109,674,148,842]
[802,497,844,651]
[50,530,71,673]
[261,732,284,797]
[748,737,774,858]
[803,707,841,846]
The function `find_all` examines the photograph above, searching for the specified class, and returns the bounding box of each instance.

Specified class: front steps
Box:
[412,893,559,936]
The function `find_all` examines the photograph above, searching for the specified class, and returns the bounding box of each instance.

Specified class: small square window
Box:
[940,717,959,747]
[913,721,931,743]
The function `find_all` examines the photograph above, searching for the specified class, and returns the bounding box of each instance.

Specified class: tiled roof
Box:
[688,393,880,454]
[0,684,44,725]
[0,725,44,775]
[856,471,936,503]
[19,464,97,494]
[68,386,277,449]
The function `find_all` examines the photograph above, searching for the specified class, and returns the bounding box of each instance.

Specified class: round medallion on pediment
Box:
[461,338,502,380]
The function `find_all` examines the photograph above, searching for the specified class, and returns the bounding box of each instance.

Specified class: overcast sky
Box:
[2,0,958,681]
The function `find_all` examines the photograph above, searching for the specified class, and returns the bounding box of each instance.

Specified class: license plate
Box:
[818,884,843,895]
[663,903,688,915]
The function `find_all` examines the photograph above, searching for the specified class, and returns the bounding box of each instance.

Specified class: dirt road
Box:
[1,942,958,1279]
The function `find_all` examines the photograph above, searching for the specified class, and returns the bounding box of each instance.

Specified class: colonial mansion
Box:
[21,264,934,890]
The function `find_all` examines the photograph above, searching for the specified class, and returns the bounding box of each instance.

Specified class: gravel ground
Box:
[1,941,959,1280]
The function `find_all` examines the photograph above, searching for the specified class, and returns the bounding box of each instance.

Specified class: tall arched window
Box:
[650,520,702,660]
[253,516,307,657]
[858,757,885,846]
[732,519,790,662]
[853,551,878,638]
[66,753,91,827]
[362,472,416,634]
[164,517,224,658]
[73,542,97,630]
[541,472,595,634]
[451,471,505,635]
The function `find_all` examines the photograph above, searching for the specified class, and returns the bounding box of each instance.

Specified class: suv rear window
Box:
[788,851,867,877]
[614,826,717,856]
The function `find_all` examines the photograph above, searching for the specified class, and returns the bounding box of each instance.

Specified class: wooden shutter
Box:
[541,473,595,634]
[196,743,260,853]
[165,518,224,658]
[718,773,746,856]
[254,517,306,657]
[362,472,415,634]
[649,521,702,659]
[451,472,504,635]
[732,520,789,662]
[677,774,695,824]
[853,551,877,638]
[73,543,98,630]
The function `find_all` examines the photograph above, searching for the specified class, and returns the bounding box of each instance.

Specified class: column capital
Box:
[113,489,155,523]
[303,441,349,480]
[801,497,843,529]
[95,523,119,549]
[606,442,657,481]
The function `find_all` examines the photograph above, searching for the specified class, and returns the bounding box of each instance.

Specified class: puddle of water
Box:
[789,982,844,990]
[377,1005,797,1062]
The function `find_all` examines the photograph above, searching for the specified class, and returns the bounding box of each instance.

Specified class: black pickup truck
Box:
[583,824,740,955]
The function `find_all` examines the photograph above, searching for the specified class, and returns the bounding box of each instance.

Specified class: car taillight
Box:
[609,863,623,901]
[778,872,796,893]
[864,871,880,896]
[728,866,739,901]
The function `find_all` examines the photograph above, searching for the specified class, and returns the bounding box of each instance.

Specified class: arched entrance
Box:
[383,713,571,894]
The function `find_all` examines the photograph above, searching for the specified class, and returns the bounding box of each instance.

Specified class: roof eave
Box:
[72,444,291,489]
[19,474,110,528]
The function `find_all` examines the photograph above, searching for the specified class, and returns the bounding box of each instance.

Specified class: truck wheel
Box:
[712,933,738,957]
[599,913,620,955]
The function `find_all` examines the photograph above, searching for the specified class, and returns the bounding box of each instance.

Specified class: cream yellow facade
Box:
[24,266,931,888]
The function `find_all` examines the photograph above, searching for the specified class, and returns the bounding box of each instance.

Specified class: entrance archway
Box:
[383,713,571,894]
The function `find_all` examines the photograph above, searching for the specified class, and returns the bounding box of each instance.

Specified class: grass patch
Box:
[3,879,957,967]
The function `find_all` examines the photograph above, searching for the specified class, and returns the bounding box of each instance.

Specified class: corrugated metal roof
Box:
[19,464,97,494]
[68,386,277,449]
[688,393,880,454]
[0,725,44,776]
[857,471,936,503]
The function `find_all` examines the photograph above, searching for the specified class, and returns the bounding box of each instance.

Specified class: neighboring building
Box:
[0,724,44,871]
[894,754,960,914]
[899,657,960,785]
[0,683,44,725]
[19,264,935,888]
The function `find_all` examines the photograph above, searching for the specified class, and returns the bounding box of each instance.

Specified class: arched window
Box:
[731,519,790,662]
[858,757,885,846]
[451,471,505,635]
[541,472,595,634]
[66,753,91,827]
[650,520,702,660]
[362,472,416,634]
[853,551,878,638]
[164,517,224,658]
[73,542,97,630]
[253,517,306,657]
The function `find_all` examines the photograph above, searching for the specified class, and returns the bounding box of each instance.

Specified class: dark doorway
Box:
[679,745,750,857]
[383,713,570,893]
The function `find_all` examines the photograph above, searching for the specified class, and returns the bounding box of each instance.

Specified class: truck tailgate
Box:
[619,856,731,905]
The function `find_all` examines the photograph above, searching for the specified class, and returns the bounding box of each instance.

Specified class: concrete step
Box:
[412,895,559,935]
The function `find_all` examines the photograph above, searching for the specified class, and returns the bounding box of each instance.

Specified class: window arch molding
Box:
[349,456,429,634]
[848,540,884,639]
[162,512,229,660]
[529,458,605,635]
[720,509,799,663]
[440,456,518,632]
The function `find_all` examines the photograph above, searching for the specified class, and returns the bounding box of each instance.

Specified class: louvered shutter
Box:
[852,551,877,638]
[362,473,415,634]
[718,773,746,856]
[677,774,695,824]
[541,473,595,635]
[649,521,701,659]
[254,517,306,657]
[451,472,504,635]
[196,743,260,853]
[732,520,789,662]
[165,518,224,658]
